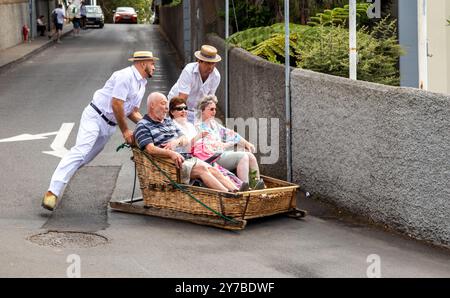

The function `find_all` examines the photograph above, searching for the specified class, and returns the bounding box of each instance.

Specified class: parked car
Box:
[113,7,138,24]
[85,5,104,28]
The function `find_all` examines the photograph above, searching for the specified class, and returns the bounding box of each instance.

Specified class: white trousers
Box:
[48,105,116,196]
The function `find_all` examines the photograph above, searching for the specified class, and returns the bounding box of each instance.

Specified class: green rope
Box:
[116,143,130,152]
[117,143,239,224]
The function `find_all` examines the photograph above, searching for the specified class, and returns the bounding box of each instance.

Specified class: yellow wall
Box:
[427,0,450,94]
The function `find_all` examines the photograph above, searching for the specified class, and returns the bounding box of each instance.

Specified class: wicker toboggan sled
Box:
[110,147,307,230]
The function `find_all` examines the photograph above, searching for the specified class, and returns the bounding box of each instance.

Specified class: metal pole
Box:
[418,0,428,90]
[284,0,292,182]
[225,0,229,123]
[183,0,191,64]
[349,0,357,80]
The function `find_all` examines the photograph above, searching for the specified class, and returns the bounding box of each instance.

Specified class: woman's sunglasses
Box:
[174,106,188,111]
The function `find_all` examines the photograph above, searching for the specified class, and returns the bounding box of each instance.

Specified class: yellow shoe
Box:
[41,191,58,211]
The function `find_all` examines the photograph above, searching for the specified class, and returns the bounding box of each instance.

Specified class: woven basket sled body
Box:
[124,148,304,230]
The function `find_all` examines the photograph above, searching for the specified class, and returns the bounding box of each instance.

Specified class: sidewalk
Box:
[0,26,73,71]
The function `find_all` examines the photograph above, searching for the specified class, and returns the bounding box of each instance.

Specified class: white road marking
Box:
[42,123,75,158]
[0,132,57,142]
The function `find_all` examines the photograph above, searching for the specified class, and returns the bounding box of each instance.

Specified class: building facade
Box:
[399,0,450,94]
[0,0,58,51]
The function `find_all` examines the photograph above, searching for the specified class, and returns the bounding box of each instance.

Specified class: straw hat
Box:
[128,51,159,62]
[194,45,221,63]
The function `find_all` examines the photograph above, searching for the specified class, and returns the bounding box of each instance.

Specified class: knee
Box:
[239,153,249,164]
[195,162,210,174]
[247,152,257,162]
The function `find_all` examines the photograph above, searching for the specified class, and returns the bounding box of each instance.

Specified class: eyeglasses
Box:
[174,106,188,111]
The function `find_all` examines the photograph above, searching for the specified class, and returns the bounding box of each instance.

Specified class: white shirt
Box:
[173,118,197,153]
[54,8,65,24]
[168,62,220,112]
[67,4,76,18]
[91,65,147,123]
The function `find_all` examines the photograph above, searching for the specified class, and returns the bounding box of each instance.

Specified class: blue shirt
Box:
[134,115,192,158]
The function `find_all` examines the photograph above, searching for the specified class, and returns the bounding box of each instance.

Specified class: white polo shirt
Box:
[91,65,147,123]
[168,62,220,111]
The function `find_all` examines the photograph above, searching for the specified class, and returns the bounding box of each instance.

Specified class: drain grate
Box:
[28,231,108,249]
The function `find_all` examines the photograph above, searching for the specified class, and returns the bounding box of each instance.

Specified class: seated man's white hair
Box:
[147,92,167,107]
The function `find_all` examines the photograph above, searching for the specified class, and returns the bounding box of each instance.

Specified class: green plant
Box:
[229,17,404,86]
[165,0,181,7]
[307,3,371,27]
[248,170,258,189]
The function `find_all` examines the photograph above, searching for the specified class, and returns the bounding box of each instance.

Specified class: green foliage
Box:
[307,3,371,27]
[227,23,306,49]
[229,18,404,86]
[248,170,258,189]
[163,0,181,7]
[447,18,450,26]
[99,0,153,24]
[219,0,273,32]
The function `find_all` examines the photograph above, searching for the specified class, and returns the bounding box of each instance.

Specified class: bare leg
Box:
[247,152,260,180]
[191,162,228,192]
[209,167,238,192]
[236,153,250,183]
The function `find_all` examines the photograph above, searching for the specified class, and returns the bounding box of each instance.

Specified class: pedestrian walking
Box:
[80,1,87,29]
[49,4,67,43]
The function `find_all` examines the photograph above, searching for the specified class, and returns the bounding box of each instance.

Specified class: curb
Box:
[0,29,73,72]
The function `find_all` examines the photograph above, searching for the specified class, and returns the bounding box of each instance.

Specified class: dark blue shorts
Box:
[73,18,80,29]
[56,23,63,31]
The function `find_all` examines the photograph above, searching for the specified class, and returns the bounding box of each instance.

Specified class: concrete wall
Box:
[205,34,226,115]
[291,68,450,247]
[0,0,29,51]
[159,3,184,64]
[158,0,225,64]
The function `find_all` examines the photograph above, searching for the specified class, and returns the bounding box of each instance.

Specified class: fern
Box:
[307,3,371,27]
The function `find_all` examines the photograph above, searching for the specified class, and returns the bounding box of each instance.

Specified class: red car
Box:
[113,7,138,24]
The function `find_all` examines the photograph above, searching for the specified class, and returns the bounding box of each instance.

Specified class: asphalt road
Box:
[0,24,449,278]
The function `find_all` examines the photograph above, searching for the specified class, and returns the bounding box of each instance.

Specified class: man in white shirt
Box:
[42,51,158,211]
[168,45,221,123]
[50,4,67,43]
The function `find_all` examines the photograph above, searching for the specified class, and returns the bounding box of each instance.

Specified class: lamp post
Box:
[418,0,428,90]
[349,0,357,80]
[285,0,292,182]
[225,0,229,123]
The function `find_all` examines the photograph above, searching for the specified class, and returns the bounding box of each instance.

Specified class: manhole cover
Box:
[28,232,108,249]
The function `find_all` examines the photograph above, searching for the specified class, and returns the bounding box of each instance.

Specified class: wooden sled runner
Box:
[110,147,307,230]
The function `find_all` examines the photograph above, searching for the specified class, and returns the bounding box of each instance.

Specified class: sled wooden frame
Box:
[109,148,307,230]
[110,197,307,231]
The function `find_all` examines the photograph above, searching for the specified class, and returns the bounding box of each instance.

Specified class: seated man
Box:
[134,92,241,192]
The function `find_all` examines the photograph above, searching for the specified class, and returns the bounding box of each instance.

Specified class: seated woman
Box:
[168,96,244,192]
[195,95,265,190]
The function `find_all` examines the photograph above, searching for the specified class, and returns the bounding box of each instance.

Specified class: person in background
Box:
[37,15,46,36]
[80,1,87,30]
